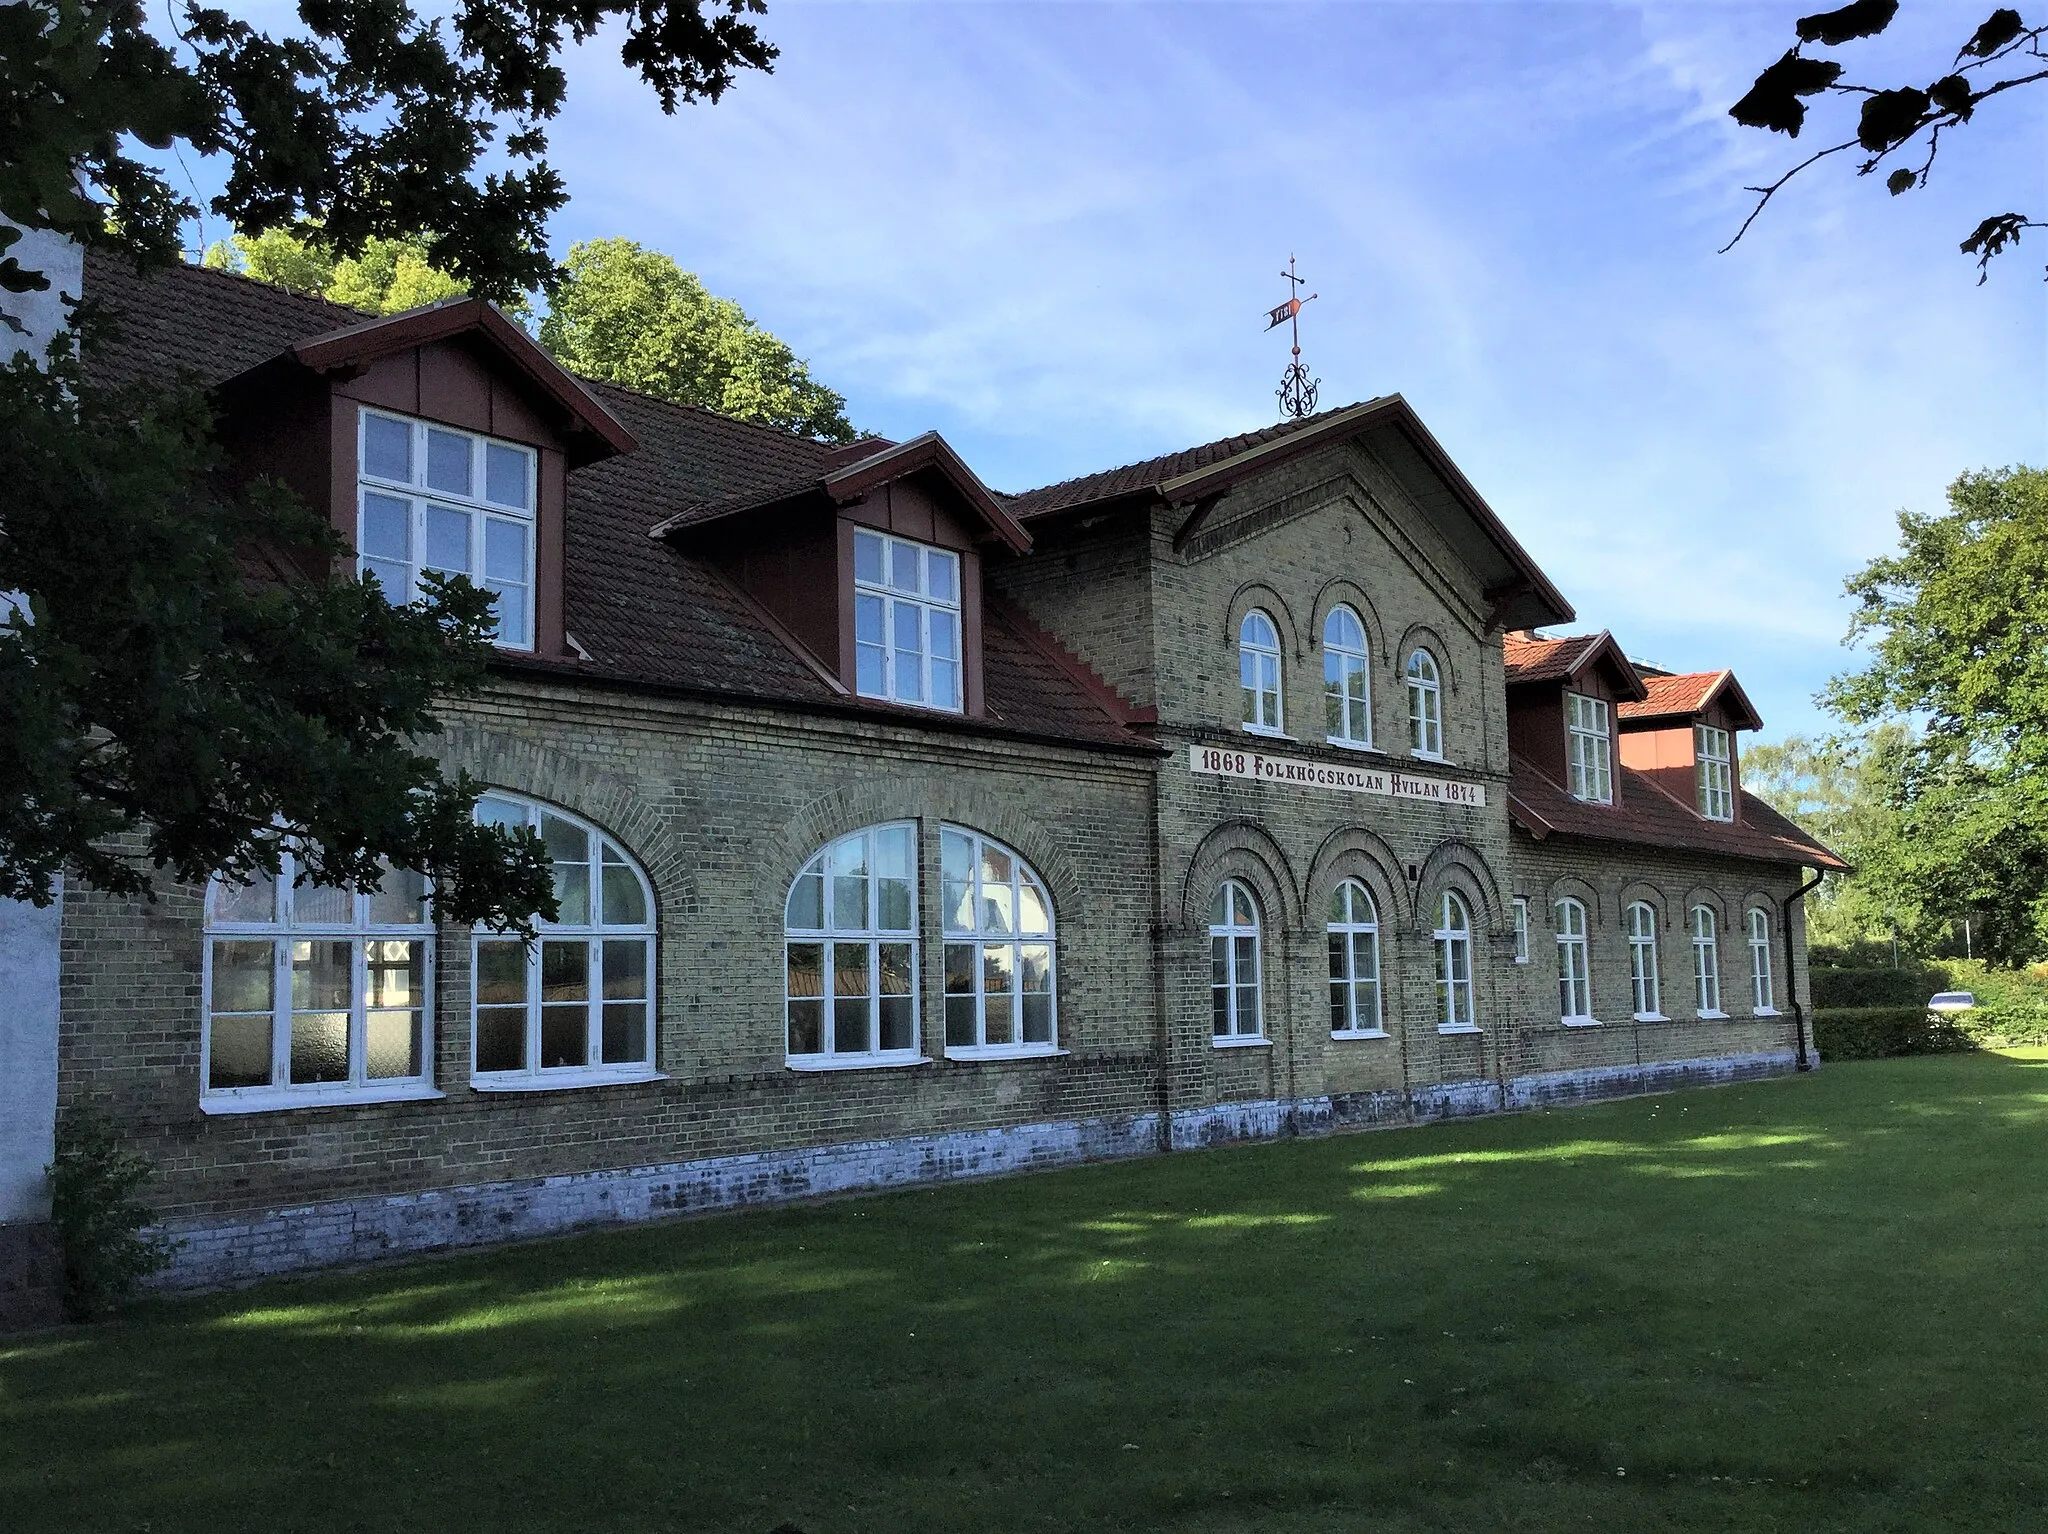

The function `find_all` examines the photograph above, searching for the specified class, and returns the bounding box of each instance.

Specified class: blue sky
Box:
[175,1,2048,741]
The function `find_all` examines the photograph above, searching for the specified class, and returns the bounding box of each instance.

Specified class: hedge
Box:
[1810,966,1949,1009]
[1814,1007,1974,1061]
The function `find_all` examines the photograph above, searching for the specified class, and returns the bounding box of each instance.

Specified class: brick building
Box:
[9,254,1844,1306]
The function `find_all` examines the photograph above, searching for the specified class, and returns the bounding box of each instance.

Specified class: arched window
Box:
[1322,606,1372,746]
[1210,880,1263,1039]
[1748,909,1775,1012]
[1327,880,1382,1035]
[1407,649,1443,759]
[1435,891,1474,1030]
[1239,611,1283,734]
[203,854,434,1108]
[1691,904,1723,1016]
[785,822,918,1066]
[1628,902,1662,1019]
[1556,897,1592,1022]
[472,794,657,1084]
[942,827,1056,1054]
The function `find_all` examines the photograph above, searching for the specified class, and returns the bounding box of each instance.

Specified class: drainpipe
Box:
[1785,868,1826,1071]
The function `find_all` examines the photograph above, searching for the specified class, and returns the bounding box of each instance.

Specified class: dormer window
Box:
[1566,693,1612,803]
[853,530,962,713]
[1695,724,1734,820]
[357,409,537,650]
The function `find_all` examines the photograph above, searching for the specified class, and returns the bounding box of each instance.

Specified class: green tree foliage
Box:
[2,0,775,313]
[1821,466,2048,964]
[1743,727,1913,949]
[539,238,856,443]
[0,331,557,926]
[1725,3,2048,279]
[48,1107,175,1320]
[203,230,468,315]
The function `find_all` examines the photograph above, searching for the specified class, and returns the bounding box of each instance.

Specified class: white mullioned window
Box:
[941,827,1057,1055]
[202,855,435,1111]
[1513,897,1530,963]
[1239,610,1284,734]
[357,408,536,650]
[1322,605,1372,746]
[785,823,920,1066]
[1210,880,1264,1040]
[1556,897,1593,1022]
[1628,901,1662,1019]
[853,531,962,713]
[1748,908,1776,1013]
[1692,904,1724,1016]
[472,795,657,1086]
[1407,649,1443,758]
[1566,693,1612,803]
[1435,891,1475,1031]
[1327,880,1383,1035]
[1696,725,1734,821]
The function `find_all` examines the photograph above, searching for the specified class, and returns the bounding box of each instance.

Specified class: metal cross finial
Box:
[1264,254,1320,420]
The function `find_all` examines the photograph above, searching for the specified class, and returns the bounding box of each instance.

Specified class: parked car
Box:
[1928,992,1978,1013]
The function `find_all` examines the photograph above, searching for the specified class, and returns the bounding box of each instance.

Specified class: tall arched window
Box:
[1628,901,1662,1019]
[1239,611,1284,734]
[1322,606,1372,746]
[203,856,434,1109]
[1691,904,1723,1016]
[472,794,657,1085]
[1556,897,1592,1022]
[1748,908,1775,1013]
[1210,880,1263,1040]
[785,822,918,1066]
[942,827,1056,1054]
[1327,880,1382,1035]
[1407,649,1443,759]
[1435,891,1474,1030]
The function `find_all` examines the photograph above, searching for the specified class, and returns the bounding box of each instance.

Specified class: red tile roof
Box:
[82,252,1149,753]
[1508,758,1847,870]
[1617,670,1763,731]
[1503,633,1600,684]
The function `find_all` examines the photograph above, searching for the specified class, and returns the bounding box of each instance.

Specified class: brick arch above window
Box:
[1223,581,1301,656]
[1309,578,1389,661]
[1394,623,1461,693]
[1683,886,1732,928]
[1180,818,1300,933]
[1305,825,1411,931]
[1543,873,1604,925]
[1414,837,1504,932]
[1616,879,1672,929]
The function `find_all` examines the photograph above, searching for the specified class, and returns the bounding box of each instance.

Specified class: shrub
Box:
[48,1110,175,1321]
[1813,1007,1974,1061]
[1810,965,1951,1009]
[1937,961,2048,1047]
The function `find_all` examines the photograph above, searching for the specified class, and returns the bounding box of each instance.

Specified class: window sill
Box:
[200,1082,446,1115]
[1633,1012,1670,1023]
[944,1046,1068,1063]
[1560,1017,1602,1028]
[1437,1023,1483,1036]
[1567,794,1614,807]
[1754,1006,1781,1017]
[1211,1034,1272,1049]
[851,687,966,720]
[1698,1010,1731,1021]
[1411,753,1456,767]
[1513,956,1529,966]
[1241,726,1293,741]
[786,1054,933,1073]
[1330,1028,1391,1041]
[1324,737,1381,754]
[471,1068,667,1093]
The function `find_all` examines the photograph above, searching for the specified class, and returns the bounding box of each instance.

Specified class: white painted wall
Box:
[2,220,84,364]
[0,883,61,1222]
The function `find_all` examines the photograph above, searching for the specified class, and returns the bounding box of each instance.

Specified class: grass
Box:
[7,1054,2048,1533]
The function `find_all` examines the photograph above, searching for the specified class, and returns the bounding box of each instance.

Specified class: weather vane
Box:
[1264,254,1320,420]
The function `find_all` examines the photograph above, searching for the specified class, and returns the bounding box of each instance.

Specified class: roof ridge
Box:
[162,255,373,325]
[1008,401,1369,501]
[583,377,841,455]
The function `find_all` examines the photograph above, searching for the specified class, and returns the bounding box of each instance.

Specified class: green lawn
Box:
[8,1054,2048,1533]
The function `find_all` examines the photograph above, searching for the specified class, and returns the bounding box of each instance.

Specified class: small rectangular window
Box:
[1696,725,1734,820]
[1566,693,1612,803]
[852,530,964,713]
[1513,898,1529,963]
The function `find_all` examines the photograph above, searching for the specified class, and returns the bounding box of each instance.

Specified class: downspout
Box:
[1785,868,1827,1071]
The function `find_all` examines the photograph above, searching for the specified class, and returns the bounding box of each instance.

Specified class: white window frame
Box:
[201,854,440,1114]
[852,530,964,713]
[784,822,925,1069]
[1566,693,1612,804]
[1628,901,1664,1020]
[1210,880,1267,1043]
[470,794,661,1090]
[1327,880,1385,1038]
[1435,891,1477,1033]
[1513,897,1530,963]
[1322,605,1373,749]
[1407,649,1444,760]
[1696,725,1735,821]
[356,407,538,651]
[1692,904,1725,1017]
[1748,908,1777,1014]
[941,826,1059,1059]
[1556,897,1594,1024]
[1239,610,1285,736]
